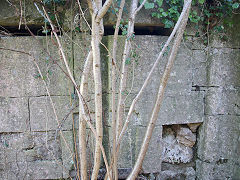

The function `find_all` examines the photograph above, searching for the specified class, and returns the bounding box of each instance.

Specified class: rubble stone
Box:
[162,127,193,164]
[176,127,196,147]
[187,123,201,133]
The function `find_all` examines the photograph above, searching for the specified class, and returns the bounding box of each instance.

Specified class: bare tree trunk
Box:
[127,1,192,179]
[79,51,93,180]
[116,0,138,139]
[88,0,113,178]
[91,17,104,180]
[110,0,126,179]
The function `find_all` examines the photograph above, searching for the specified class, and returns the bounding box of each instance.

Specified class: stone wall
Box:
[0,1,239,180]
[196,16,240,180]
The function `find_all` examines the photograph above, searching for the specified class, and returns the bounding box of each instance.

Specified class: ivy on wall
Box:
[141,0,239,32]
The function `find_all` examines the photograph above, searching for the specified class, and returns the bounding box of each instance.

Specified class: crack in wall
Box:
[27,97,32,132]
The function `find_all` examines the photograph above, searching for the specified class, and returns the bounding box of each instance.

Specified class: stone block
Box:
[107,35,193,96]
[0,160,63,180]
[27,160,63,179]
[210,15,240,49]
[134,125,162,173]
[0,132,62,180]
[60,128,95,178]
[133,91,204,126]
[108,126,133,169]
[108,125,162,173]
[208,48,240,87]
[192,50,207,86]
[0,36,73,97]
[192,37,207,50]
[0,132,61,164]
[197,115,240,164]
[0,133,29,164]
[0,0,44,27]
[31,131,62,161]
[158,166,196,180]
[196,160,236,180]
[61,131,74,178]
[0,132,63,179]
[0,97,29,132]
[205,87,240,116]
[29,96,75,131]
[0,161,30,180]
[108,91,204,127]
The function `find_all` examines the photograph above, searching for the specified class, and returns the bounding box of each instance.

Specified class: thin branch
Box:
[116,0,138,144]
[109,0,126,179]
[96,0,113,22]
[77,0,92,31]
[127,0,192,179]
[134,0,147,15]
[41,7,111,180]
[116,0,192,152]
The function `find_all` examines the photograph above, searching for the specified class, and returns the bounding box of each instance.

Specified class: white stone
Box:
[162,127,193,164]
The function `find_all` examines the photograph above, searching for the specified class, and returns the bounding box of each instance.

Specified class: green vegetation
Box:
[141,0,239,32]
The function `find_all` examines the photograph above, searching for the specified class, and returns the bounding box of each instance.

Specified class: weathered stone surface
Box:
[31,131,62,161]
[176,127,196,147]
[187,123,201,133]
[61,131,74,178]
[29,96,74,131]
[107,35,194,95]
[210,15,240,49]
[205,87,240,116]
[192,50,207,86]
[1,160,62,180]
[0,0,169,30]
[0,161,30,180]
[134,125,162,173]
[116,127,134,169]
[192,37,207,50]
[28,160,63,179]
[108,91,204,129]
[208,48,240,87]
[106,35,205,128]
[0,131,63,179]
[0,36,73,97]
[110,125,162,173]
[0,97,29,132]
[0,133,30,164]
[0,0,44,27]
[133,92,204,126]
[162,127,193,164]
[196,159,238,180]
[0,132,61,163]
[158,166,196,180]
[197,115,240,164]
[60,127,95,179]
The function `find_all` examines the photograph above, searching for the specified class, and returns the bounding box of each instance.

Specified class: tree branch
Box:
[42,7,111,180]
[134,0,147,15]
[127,1,192,179]
[116,0,192,154]
[79,51,93,180]
[96,0,113,22]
